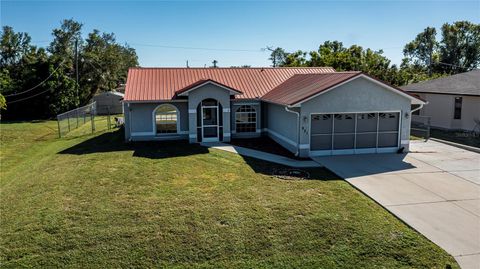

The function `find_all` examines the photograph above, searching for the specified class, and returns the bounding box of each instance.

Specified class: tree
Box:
[268,47,287,67]
[439,21,480,73]
[278,41,402,85]
[48,19,83,62]
[403,27,438,75]
[81,30,138,101]
[282,50,308,67]
[0,94,6,111]
[0,26,32,67]
[0,20,138,119]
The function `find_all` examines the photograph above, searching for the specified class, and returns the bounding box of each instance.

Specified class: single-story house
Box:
[123,67,425,157]
[92,91,124,115]
[402,70,480,132]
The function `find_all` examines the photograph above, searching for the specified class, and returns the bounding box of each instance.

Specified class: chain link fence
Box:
[57,102,97,137]
[410,115,431,140]
[57,102,124,138]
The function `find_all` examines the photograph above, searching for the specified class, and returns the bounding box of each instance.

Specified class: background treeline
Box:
[269,21,479,86]
[0,19,138,119]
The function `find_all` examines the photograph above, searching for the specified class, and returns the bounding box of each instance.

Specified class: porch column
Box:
[222,106,231,142]
[188,105,197,143]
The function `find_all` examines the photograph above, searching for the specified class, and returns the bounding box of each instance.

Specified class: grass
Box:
[0,121,459,268]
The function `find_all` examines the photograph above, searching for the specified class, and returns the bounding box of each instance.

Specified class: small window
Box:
[155,104,178,134]
[235,105,256,133]
[454,97,462,119]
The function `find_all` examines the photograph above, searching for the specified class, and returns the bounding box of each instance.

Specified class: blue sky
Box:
[1,0,478,67]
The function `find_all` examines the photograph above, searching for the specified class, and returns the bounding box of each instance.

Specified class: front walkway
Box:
[200,142,321,168]
[312,140,480,269]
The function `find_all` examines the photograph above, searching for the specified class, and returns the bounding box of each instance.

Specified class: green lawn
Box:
[0,121,459,268]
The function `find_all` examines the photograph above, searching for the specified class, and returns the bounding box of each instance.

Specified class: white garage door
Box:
[310,112,400,156]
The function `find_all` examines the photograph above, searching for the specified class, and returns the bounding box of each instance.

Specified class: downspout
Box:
[285,106,300,156]
[410,102,426,115]
[127,102,132,142]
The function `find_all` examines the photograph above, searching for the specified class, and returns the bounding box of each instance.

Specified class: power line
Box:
[4,60,65,97]
[435,61,467,69]
[7,87,54,104]
[129,42,265,53]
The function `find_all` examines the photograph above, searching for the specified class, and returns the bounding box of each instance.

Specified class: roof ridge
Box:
[129,66,334,70]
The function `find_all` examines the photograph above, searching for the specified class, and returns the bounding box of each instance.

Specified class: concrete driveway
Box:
[312,140,480,269]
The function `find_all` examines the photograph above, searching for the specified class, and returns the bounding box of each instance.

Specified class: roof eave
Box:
[289,73,426,107]
[175,80,243,97]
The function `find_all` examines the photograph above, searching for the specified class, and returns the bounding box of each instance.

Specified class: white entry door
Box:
[202,106,219,142]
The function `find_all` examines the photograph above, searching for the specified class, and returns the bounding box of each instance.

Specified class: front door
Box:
[202,105,219,142]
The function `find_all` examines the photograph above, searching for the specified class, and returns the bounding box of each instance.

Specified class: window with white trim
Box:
[454,97,462,119]
[235,105,256,133]
[155,104,178,134]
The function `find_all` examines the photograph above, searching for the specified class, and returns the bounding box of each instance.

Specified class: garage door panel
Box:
[311,134,332,150]
[356,113,377,132]
[378,133,398,148]
[311,114,332,134]
[334,134,355,149]
[379,112,399,132]
[333,114,355,133]
[356,133,376,148]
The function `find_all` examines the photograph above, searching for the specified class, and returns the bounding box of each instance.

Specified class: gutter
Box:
[410,102,427,115]
[284,106,301,156]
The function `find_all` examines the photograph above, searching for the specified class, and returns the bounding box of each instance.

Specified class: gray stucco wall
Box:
[265,102,299,154]
[124,101,188,141]
[186,84,232,142]
[299,76,411,156]
[414,93,480,131]
[231,101,262,138]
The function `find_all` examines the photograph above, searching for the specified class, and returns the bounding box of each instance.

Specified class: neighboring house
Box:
[402,70,480,132]
[123,67,424,157]
[93,91,124,115]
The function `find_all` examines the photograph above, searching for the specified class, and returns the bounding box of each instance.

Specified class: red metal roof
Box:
[124,67,336,101]
[262,72,362,105]
[262,72,425,105]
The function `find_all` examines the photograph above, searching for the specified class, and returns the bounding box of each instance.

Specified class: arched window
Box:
[154,104,178,134]
[235,105,256,133]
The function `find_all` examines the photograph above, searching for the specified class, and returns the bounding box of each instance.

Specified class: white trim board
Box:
[131,131,155,136]
[177,81,242,96]
[152,103,181,135]
[132,131,188,137]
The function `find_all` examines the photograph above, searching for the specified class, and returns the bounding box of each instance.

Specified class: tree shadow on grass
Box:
[58,129,209,159]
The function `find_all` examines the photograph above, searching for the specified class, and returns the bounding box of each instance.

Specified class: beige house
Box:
[403,70,480,132]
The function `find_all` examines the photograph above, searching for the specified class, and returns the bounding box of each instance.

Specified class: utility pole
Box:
[75,38,79,106]
[186,60,189,68]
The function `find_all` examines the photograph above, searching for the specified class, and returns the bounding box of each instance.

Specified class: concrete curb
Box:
[429,138,480,154]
